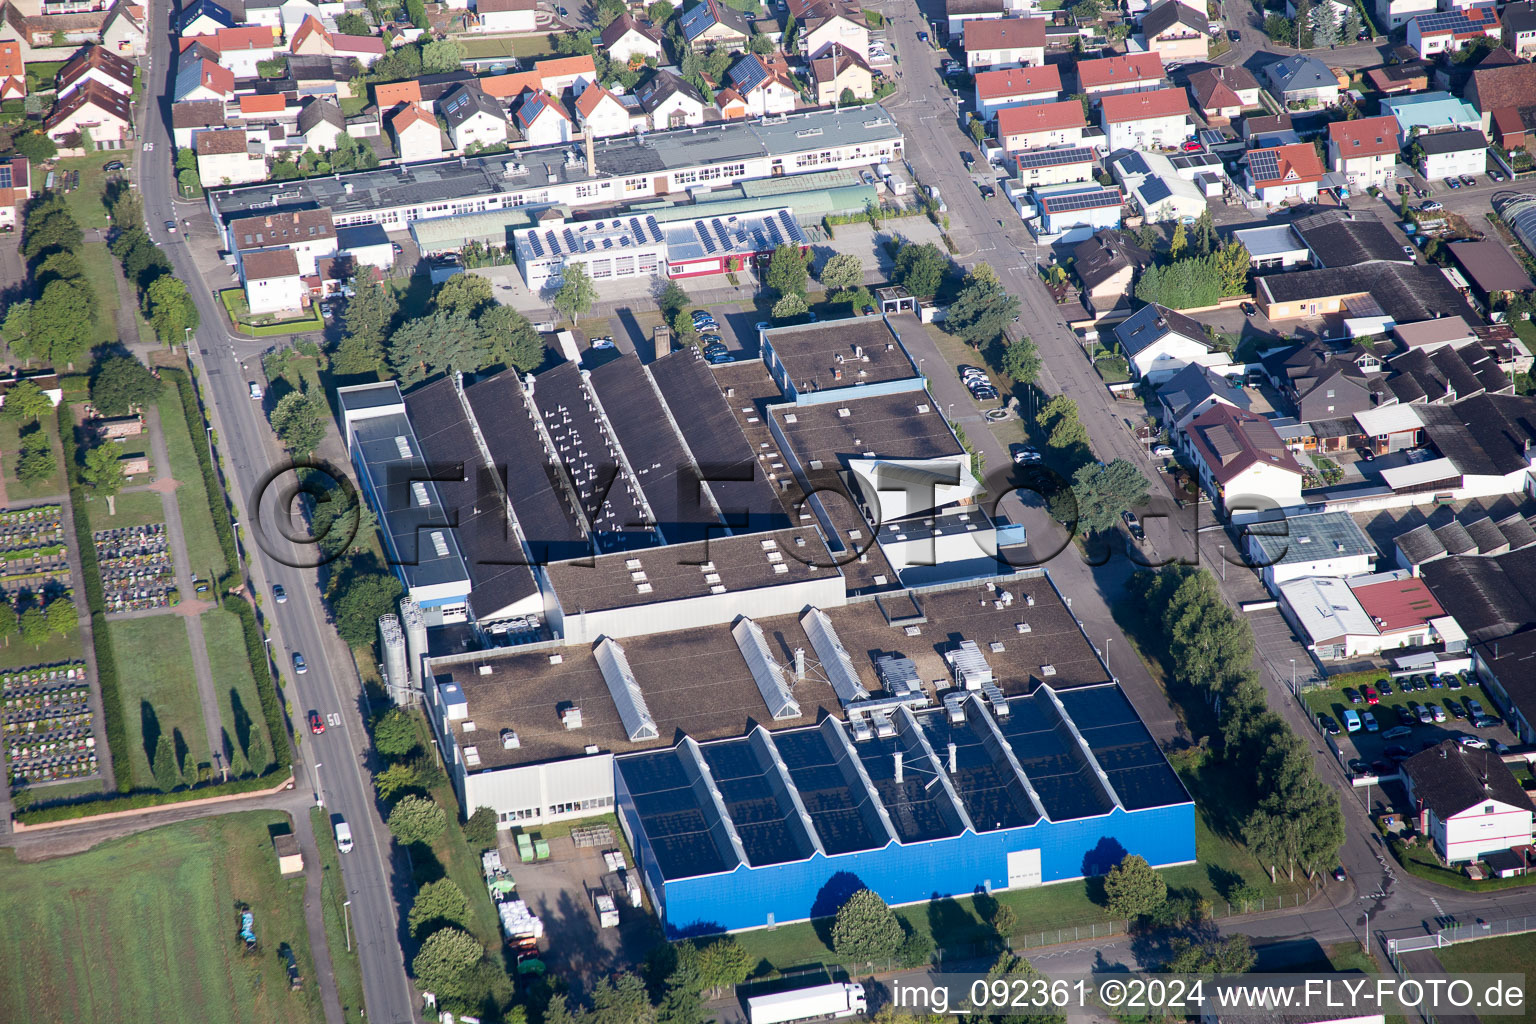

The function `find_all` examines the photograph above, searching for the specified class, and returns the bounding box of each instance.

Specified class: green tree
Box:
[464,805,498,848]
[405,0,428,28]
[590,972,656,1024]
[434,271,495,317]
[1165,934,1258,975]
[657,280,690,332]
[270,390,326,454]
[947,272,1019,349]
[1169,220,1189,260]
[551,263,596,325]
[388,794,447,845]
[373,707,419,760]
[35,250,89,292]
[89,355,162,415]
[478,305,544,372]
[1066,0,1102,19]
[408,878,470,937]
[830,888,904,965]
[411,926,483,999]
[82,442,127,515]
[818,252,864,292]
[335,567,405,647]
[963,950,1065,1024]
[1191,208,1216,257]
[968,115,987,147]
[999,337,1040,384]
[1343,6,1363,41]
[543,995,579,1024]
[695,937,752,996]
[0,602,16,646]
[1071,459,1150,535]
[765,243,808,297]
[18,605,49,647]
[21,196,80,261]
[419,38,464,73]
[595,0,626,25]
[647,0,674,23]
[1103,854,1167,919]
[1215,240,1252,296]
[1,379,51,424]
[12,131,57,164]
[893,242,947,298]
[29,278,96,367]
[152,733,181,790]
[335,10,369,33]
[144,276,200,345]
[46,597,76,636]
[771,292,809,320]
[375,760,421,801]
[386,309,489,386]
[16,429,55,484]
[897,928,933,968]
[1038,394,1088,450]
[748,32,775,54]
[990,903,1017,941]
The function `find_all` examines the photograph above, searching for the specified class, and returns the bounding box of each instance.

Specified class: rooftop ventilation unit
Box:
[981,684,1010,717]
[875,653,922,699]
[501,729,520,749]
[943,691,967,724]
[561,705,584,730]
[463,746,480,767]
[850,716,874,741]
[871,710,895,737]
[946,640,994,691]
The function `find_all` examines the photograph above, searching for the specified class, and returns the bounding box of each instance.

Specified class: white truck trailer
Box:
[746,982,866,1024]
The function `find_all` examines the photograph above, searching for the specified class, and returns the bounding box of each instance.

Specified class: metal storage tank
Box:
[378,614,407,705]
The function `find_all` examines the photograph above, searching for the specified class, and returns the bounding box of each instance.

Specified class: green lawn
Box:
[308,807,365,1019]
[202,608,275,774]
[0,811,327,1024]
[220,290,325,336]
[0,626,85,672]
[83,487,165,531]
[458,35,556,59]
[0,414,67,503]
[1437,931,1536,980]
[78,241,122,348]
[157,389,227,581]
[108,614,209,787]
[52,153,131,232]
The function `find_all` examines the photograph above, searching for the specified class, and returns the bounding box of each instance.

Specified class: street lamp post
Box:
[1291,658,1297,693]
[1217,543,1226,581]
[343,900,352,953]
[1105,637,1112,679]
[314,762,323,808]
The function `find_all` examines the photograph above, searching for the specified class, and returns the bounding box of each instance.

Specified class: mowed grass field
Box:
[0,811,326,1024]
[109,614,209,785]
[156,391,227,582]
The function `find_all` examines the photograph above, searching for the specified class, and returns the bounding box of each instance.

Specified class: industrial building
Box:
[205,105,904,244]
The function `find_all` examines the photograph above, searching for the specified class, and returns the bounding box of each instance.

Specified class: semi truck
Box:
[746,982,866,1024]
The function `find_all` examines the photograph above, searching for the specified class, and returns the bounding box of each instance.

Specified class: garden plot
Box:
[2,662,95,784]
[93,523,177,612]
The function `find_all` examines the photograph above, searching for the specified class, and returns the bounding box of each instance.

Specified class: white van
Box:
[334,819,353,853]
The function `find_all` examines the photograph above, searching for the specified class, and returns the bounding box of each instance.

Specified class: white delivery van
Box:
[334,819,353,853]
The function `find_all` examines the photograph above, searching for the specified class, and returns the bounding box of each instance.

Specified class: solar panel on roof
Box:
[1042,189,1119,214]
[1246,148,1280,181]
[1017,146,1092,169]
[1140,178,1173,205]
[1413,9,1477,31]
[0,165,11,189]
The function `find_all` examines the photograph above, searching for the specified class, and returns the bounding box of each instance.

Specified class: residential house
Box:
[1156,362,1251,431]
[1108,148,1207,223]
[1278,571,1451,662]
[241,249,305,315]
[1365,60,1430,95]
[1233,223,1309,269]
[791,0,870,61]
[336,224,394,271]
[600,13,664,63]
[295,97,344,152]
[575,84,634,138]
[714,87,749,119]
[1465,62,1536,138]
[945,0,1006,39]
[1256,262,1477,325]
[634,69,706,129]
[974,64,1060,121]
[171,98,227,148]
[811,45,873,104]
[442,85,509,151]
[1012,145,1096,187]
[1327,115,1400,191]
[232,93,293,130]
[1139,0,1208,62]
[679,0,750,52]
[0,41,23,102]
[1402,741,1536,864]
[1375,0,1434,29]
[173,58,234,103]
[513,91,573,146]
[0,157,31,232]
[1242,112,1299,146]
[196,26,280,78]
[101,0,145,57]
[473,0,536,32]
[1031,184,1123,241]
[996,99,1085,151]
[1185,404,1305,516]
[42,80,132,147]
[1075,52,1164,100]
[1187,66,1259,124]
[1243,142,1326,205]
[1407,7,1499,59]
[536,54,598,94]
[726,54,797,116]
[1100,88,1189,151]
[1261,340,1385,422]
[1072,229,1151,317]
[391,102,446,162]
[1264,54,1340,105]
[1385,342,1512,405]
[288,16,385,66]
[963,17,1045,69]
[1382,91,1480,143]
[1115,302,1231,383]
[1416,129,1488,181]
[231,208,338,276]
[195,128,266,184]
[57,44,134,101]
[177,0,235,35]
[1503,1,1536,57]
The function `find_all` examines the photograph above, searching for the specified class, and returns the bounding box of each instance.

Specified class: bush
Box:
[16,769,287,822]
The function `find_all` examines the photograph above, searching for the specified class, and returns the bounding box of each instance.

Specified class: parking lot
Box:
[494,826,657,994]
[1305,672,1520,778]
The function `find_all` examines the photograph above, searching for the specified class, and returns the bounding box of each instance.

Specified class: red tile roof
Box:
[996,98,1085,135]
[391,101,437,134]
[479,70,542,98]
[1076,52,1163,91]
[375,80,423,107]
[239,93,287,115]
[963,16,1046,51]
[1186,405,1302,484]
[1328,114,1400,158]
[1248,141,1325,186]
[1351,575,1445,632]
[974,64,1061,102]
[1099,86,1188,123]
[0,40,22,79]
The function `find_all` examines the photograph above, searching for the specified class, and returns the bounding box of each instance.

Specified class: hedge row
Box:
[57,399,132,794]
[164,366,292,770]
[225,594,292,770]
[162,368,239,576]
[16,768,287,823]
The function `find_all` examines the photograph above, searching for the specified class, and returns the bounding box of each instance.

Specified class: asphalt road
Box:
[137,9,418,1024]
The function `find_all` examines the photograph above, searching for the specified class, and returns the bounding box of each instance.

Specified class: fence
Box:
[1387,913,1536,967]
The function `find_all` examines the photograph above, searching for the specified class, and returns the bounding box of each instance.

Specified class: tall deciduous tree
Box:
[771,292,809,320]
[18,605,49,647]
[766,243,808,297]
[947,272,1020,349]
[46,597,76,636]
[0,602,16,646]
[82,443,126,514]
[999,336,1041,383]
[270,390,326,454]
[144,276,200,345]
[335,565,404,647]
[90,355,162,415]
[408,878,470,937]
[16,428,55,484]
[410,926,483,1000]
[373,707,419,760]
[388,794,447,845]
[433,272,495,317]
[830,888,904,965]
[818,252,864,292]
[478,305,544,372]
[893,242,947,298]
[421,38,465,73]
[1070,459,1150,535]
[1103,854,1167,918]
[551,263,596,325]
[1,379,52,424]
[387,309,488,385]
[152,733,181,790]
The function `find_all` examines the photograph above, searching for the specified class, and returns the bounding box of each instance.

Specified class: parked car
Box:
[1009,443,1042,465]
[1344,687,1362,704]
[1371,758,1392,775]
[1429,675,1445,689]
[103,160,124,172]
[1447,701,1466,719]
[1363,685,1379,704]
[1384,744,1411,761]
[164,219,177,234]
[1241,301,1257,317]
[1464,697,1484,717]
[1472,713,1501,729]
[1333,866,1347,881]
[589,337,616,350]
[308,710,325,735]
[1420,200,1443,212]
[249,382,263,400]
[1445,177,1461,189]
[293,652,307,675]
[1446,673,1463,690]
[1417,703,1435,725]
[1344,709,1362,732]
[1460,174,1476,186]
[1362,711,1379,732]
[917,29,928,41]
[1122,510,1144,541]
[1181,139,1202,153]
[1377,679,1392,695]
[1396,705,1417,727]
[1228,28,1241,41]
[1318,713,1340,735]
[1458,735,1489,749]
[1152,444,1175,457]
[1347,758,1370,777]
[1383,726,1411,740]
